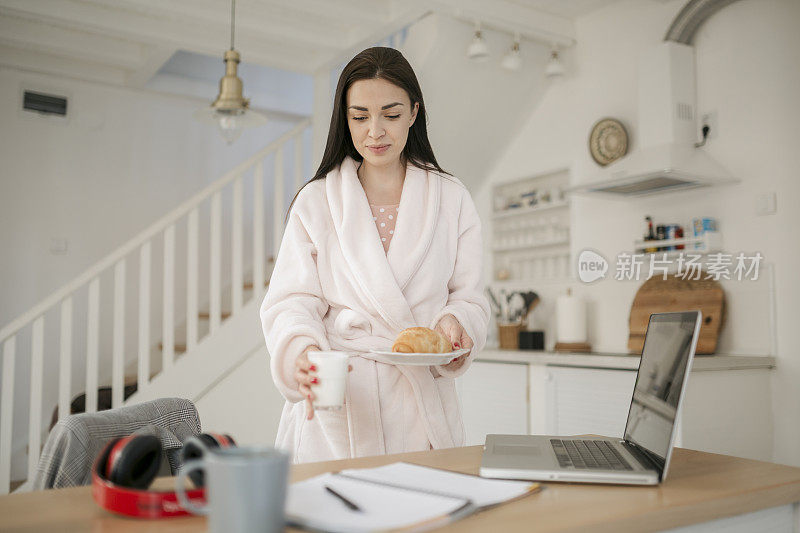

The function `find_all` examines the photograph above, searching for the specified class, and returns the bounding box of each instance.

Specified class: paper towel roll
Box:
[556,294,587,343]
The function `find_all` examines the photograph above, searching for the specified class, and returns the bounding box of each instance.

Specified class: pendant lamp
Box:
[193,0,267,144]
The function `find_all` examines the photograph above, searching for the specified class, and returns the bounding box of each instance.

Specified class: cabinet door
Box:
[531,366,637,438]
[456,361,529,446]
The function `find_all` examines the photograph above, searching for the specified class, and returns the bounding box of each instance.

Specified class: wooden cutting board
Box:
[628,274,725,355]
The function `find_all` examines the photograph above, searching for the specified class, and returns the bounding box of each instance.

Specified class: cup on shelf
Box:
[546,256,557,278]
[534,258,544,279]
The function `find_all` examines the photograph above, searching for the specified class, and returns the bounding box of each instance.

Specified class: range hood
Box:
[567,41,739,198]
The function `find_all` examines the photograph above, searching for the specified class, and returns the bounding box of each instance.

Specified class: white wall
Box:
[479,0,800,465]
[195,345,285,447]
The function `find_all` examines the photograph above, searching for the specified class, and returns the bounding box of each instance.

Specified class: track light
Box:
[467,22,489,62]
[501,34,522,71]
[545,47,565,78]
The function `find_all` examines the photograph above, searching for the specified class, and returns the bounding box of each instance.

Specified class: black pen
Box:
[324,484,363,512]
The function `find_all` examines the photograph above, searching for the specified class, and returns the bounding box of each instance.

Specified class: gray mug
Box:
[176,446,290,533]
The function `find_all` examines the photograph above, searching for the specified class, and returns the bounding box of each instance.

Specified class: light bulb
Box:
[218,114,244,145]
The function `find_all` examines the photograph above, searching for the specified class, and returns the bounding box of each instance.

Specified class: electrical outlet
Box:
[755,192,777,216]
[700,111,718,139]
[50,237,69,254]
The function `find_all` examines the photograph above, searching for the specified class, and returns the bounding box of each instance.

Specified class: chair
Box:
[32,397,201,490]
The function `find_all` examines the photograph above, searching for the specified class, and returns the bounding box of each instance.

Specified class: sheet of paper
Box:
[286,472,470,533]
[338,462,538,508]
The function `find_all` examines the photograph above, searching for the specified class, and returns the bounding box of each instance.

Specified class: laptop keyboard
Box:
[550,439,633,470]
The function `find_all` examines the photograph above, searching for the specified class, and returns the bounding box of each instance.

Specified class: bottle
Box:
[656,224,666,252]
[644,216,657,253]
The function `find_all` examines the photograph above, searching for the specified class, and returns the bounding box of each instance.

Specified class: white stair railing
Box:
[0,119,310,493]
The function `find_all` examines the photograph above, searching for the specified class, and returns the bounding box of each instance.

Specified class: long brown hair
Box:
[285,46,449,223]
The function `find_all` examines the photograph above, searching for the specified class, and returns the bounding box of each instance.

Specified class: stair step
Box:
[158,342,187,354]
[49,380,139,431]
[198,311,231,320]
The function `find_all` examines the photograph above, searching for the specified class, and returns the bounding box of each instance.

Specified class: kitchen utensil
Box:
[369,348,470,366]
[628,274,725,354]
[485,288,502,320]
[499,289,509,322]
[522,292,539,313]
[508,292,525,322]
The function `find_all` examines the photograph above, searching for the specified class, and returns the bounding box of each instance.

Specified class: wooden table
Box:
[2,445,800,532]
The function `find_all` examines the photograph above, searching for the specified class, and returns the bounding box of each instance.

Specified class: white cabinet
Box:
[527,364,774,462]
[462,354,774,462]
[456,361,529,446]
[530,365,637,438]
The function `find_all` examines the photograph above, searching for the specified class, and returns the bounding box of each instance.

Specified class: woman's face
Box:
[346,78,419,169]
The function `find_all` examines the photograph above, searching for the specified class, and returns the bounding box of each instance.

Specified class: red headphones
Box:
[92,432,236,518]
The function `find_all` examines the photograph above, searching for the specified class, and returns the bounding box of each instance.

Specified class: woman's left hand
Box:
[433,314,473,371]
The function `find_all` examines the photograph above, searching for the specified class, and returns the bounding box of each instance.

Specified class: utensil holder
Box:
[498,321,525,350]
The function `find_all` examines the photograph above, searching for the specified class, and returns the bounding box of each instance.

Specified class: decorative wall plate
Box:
[589,118,628,166]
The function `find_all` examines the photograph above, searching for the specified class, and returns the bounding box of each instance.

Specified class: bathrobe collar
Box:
[326,156,441,332]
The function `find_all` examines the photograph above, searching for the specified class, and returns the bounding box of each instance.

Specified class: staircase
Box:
[0,119,311,493]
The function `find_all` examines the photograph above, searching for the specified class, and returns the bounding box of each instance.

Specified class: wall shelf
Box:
[493,238,570,253]
[633,231,722,255]
[491,168,572,282]
[492,200,570,219]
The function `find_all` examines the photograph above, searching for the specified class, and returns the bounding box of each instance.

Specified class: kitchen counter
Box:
[476,348,776,372]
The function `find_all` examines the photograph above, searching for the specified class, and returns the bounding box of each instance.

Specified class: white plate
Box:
[369,348,470,366]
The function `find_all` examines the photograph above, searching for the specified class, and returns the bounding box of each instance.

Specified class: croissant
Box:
[392,327,452,354]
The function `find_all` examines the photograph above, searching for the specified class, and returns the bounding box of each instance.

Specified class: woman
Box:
[260,47,490,463]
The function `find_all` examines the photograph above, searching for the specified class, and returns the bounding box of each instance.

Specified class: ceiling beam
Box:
[262,0,392,26]
[126,46,176,88]
[315,4,434,72]
[85,0,348,52]
[0,11,145,70]
[0,0,325,73]
[0,44,128,86]
[429,0,576,47]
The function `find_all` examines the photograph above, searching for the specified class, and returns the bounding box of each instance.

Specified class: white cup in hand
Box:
[307,351,349,411]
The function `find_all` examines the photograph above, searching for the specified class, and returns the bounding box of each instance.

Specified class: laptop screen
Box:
[623,312,700,470]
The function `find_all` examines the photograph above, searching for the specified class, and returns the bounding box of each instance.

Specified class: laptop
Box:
[480,311,703,485]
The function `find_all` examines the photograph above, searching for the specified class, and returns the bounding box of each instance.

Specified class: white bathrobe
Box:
[260,155,490,464]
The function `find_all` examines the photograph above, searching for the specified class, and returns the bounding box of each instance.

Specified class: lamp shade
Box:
[501,43,521,71]
[193,49,267,144]
[467,32,489,61]
[193,106,267,144]
[545,50,565,78]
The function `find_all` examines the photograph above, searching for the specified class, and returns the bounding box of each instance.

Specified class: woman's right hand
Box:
[295,347,354,421]
[295,347,320,421]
